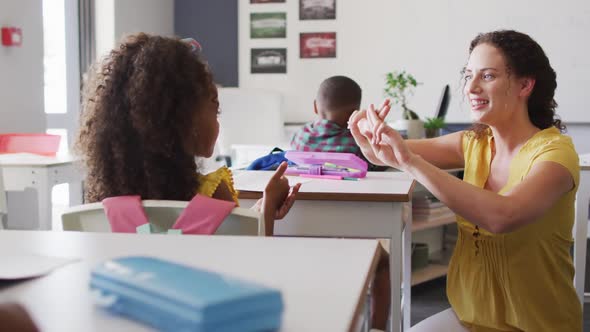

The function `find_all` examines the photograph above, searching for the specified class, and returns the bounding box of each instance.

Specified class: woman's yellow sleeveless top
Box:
[447,127,581,331]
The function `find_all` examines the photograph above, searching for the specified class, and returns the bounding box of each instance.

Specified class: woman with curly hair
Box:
[76,33,300,235]
[350,30,581,331]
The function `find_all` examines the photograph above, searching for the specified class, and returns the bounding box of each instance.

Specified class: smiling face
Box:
[463,43,529,126]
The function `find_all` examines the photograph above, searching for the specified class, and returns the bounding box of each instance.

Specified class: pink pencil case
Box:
[284,151,368,178]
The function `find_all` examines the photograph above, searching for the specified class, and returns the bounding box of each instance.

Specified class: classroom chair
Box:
[61,200,265,236]
[0,168,6,229]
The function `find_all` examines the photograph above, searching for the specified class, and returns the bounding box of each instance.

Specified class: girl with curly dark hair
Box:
[350,30,580,331]
[75,33,300,235]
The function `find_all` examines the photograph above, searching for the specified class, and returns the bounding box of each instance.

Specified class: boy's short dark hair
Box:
[317,76,362,114]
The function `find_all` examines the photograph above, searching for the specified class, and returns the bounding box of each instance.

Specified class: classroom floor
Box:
[411,277,590,331]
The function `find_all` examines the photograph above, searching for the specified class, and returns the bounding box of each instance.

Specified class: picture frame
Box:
[251,48,287,74]
[300,32,336,58]
[250,12,287,39]
[299,0,336,20]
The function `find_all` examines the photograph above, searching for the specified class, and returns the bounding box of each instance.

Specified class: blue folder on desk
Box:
[90,256,283,332]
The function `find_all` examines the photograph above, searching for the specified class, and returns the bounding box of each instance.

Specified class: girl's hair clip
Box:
[181,38,202,53]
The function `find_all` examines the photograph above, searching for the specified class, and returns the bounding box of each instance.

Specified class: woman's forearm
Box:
[405,155,517,233]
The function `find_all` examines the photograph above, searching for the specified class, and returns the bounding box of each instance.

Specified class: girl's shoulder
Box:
[197,167,239,203]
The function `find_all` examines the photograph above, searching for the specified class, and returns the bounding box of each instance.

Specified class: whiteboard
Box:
[238,0,590,123]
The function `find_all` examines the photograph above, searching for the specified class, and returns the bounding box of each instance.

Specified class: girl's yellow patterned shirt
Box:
[196,166,239,205]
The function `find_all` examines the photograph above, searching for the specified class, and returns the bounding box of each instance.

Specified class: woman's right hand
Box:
[348,100,391,166]
[368,108,416,171]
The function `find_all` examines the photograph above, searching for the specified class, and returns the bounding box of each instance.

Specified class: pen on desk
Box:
[342,177,359,181]
[300,174,342,180]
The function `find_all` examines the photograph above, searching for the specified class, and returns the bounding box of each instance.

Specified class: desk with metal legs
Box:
[234,171,415,332]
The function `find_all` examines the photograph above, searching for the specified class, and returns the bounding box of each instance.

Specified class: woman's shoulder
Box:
[525,127,577,156]
[461,128,492,156]
[521,127,580,183]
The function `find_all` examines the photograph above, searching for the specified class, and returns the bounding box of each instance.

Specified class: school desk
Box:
[0,153,82,230]
[0,230,381,332]
[234,170,416,332]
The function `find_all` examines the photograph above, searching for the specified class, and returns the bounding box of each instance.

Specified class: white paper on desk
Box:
[0,253,78,280]
[233,171,312,192]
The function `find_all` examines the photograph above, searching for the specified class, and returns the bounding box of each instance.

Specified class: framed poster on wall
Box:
[299,0,335,20]
[250,12,287,38]
[251,48,287,73]
[300,32,336,58]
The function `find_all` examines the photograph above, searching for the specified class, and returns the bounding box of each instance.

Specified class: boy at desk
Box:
[291,75,362,154]
[290,75,386,171]
[290,75,390,329]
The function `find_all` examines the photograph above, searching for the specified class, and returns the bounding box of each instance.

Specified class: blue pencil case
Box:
[90,256,283,332]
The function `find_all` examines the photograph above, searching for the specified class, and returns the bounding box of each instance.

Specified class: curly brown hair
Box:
[76,33,215,203]
[465,30,564,138]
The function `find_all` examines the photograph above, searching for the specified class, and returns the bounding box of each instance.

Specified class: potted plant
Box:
[423,117,446,138]
[384,70,424,138]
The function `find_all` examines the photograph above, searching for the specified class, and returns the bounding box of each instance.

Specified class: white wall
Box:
[239,0,590,124]
[115,0,174,40]
[566,125,590,154]
[95,0,115,59]
[95,0,174,59]
[240,0,400,123]
[0,0,46,132]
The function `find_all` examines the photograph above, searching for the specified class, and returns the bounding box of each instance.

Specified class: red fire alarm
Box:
[1,27,23,47]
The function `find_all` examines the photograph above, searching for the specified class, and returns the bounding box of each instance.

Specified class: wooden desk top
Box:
[0,231,380,332]
[234,170,415,202]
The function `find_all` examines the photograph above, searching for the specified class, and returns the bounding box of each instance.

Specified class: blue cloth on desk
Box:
[246,149,294,171]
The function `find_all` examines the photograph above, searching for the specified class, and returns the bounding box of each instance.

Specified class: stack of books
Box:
[413,193,455,223]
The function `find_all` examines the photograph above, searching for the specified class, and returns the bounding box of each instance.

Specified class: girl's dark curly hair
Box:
[76,33,214,203]
[466,30,564,137]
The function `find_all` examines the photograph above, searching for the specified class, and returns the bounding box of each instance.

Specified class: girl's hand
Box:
[348,100,391,166]
[263,162,301,220]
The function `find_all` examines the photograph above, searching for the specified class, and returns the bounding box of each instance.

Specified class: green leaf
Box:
[423,117,446,129]
[384,70,421,114]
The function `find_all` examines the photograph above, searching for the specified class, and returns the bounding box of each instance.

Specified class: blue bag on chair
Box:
[246,148,293,171]
[90,256,284,332]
